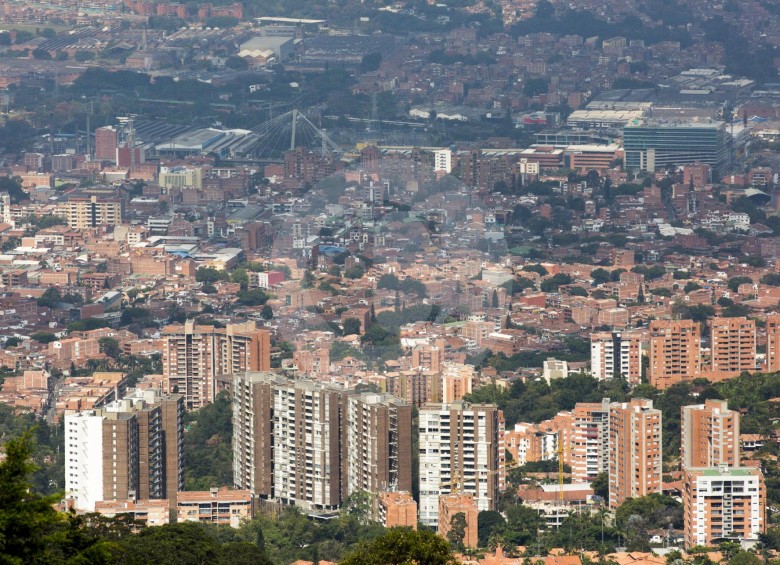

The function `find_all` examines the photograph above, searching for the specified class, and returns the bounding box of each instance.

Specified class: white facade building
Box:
[418,401,502,528]
[434,149,452,173]
[65,411,105,511]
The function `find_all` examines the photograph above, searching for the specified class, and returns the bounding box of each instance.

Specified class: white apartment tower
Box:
[683,465,765,548]
[65,410,109,511]
[64,389,184,512]
[418,401,502,528]
[590,331,642,384]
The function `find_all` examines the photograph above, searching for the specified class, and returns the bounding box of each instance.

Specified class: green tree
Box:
[196,267,228,284]
[183,392,233,490]
[111,522,271,565]
[343,317,361,336]
[399,278,427,298]
[377,273,400,290]
[477,510,506,547]
[503,503,543,546]
[522,264,548,276]
[339,528,457,565]
[0,431,63,564]
[344,265,365,279]
[446,512,467,551]
[98,337,121,359]
[591,268,611,285]
[591,471,609,501]
[760,273,780,286]
[236,289,268,306]
[540,273,573,292]
[684,281,701,293]
[230,268,249,289]
[727,552,760,565]
[360,52,382,72]
[261,304,273,320]
[727,276,753,292]
[30,332,57,344]
[568,286,588,297]
[36,287,62,308]
[225,55,248,70]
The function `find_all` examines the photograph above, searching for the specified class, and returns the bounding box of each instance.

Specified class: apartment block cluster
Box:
[588,314,780,390]
[230,369,506,543]
[63,387,254,527]
[505,398,766,547]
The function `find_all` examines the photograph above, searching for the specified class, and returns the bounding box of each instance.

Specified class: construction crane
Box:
[558,436,565,502]
[440,470,463,495]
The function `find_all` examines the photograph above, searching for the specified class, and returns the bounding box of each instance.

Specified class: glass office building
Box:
[624,120,729,173]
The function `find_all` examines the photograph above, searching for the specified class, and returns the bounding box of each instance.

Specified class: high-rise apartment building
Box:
[411,343,444,374]
[441,362,474,403]
[59,193,124,229]
[64,389,184,511]
[346,393,413,495]
[608,398,662,509]
[681,400,739,471]
[503,422,558,466]
[683,465,765,548]
[163,320,270,409]
[590,332,642,384]
[649,320,701,389]
[384,371,440,408]
[570,399,611,483]
[232,372,412,513]
[418,401,502,527]
[765,314,780,372]
[709,317,757,378]
[95,126,118,161]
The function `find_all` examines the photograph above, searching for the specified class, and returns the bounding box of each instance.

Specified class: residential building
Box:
[648,320,701,389]
[570,400,611,484]
[441,362,474,403]
[376,491,417,529]
[709,317,757,379]
[94,497,171,526]
[608,398,662,509]
[590,331,642,384]
[503,422,558,466]
[438,493,479,548]
[60,193,123,229]
[95,126,118,161]
[418,401,502,528]
[345,393,413,495]
[542,358,568,384]
[681,400,740,471]
[163,320,271,409]
[231,372,412,513]
[434,149,453,173]
[683,465,765,548]
[384,371,440,407]
[765,314,780,372]
[177,487,253,528]
[411,343,444,374]
[517,483,598,529]
[64,389,184,511]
